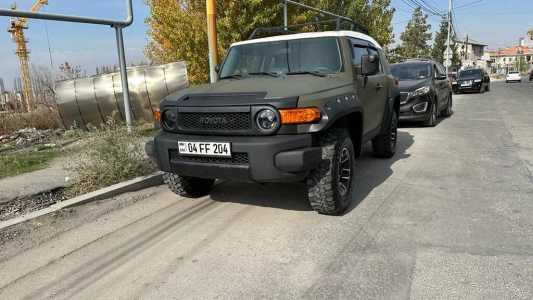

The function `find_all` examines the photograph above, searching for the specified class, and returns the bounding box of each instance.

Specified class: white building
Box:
[455,37,490,71]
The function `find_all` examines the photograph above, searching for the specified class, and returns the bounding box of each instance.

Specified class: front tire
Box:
[372,110,398,158]
[306,129,355,215]
[164,173,215,198]
[441,94,453,117]
[423,99,438,127]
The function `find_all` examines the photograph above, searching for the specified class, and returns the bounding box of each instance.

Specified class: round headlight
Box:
[162,109,177,130]
[256,109,279,132]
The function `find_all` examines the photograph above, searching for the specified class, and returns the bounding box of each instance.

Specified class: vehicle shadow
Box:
[209,131,414,214]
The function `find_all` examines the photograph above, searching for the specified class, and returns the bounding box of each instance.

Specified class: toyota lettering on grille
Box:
[198,116,230,125]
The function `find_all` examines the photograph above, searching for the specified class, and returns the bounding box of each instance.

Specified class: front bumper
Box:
[147,131,322,183]
[399,95,432,122]
[456,81,482,92]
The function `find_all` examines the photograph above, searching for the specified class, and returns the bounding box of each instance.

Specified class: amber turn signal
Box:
[279,107,321,124]
[153,109,161,122]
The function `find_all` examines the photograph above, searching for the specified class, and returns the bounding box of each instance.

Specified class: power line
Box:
[454,0,484,10]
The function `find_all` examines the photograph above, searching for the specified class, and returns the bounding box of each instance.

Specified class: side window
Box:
[367,48,383,73]
[349,38,368,67]
[435,64,446,78]
[352,46,368,67]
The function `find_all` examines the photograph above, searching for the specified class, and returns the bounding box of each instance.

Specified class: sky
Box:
[0,0,532,90]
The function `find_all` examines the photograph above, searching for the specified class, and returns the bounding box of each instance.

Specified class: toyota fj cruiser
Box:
[147,30,400,215]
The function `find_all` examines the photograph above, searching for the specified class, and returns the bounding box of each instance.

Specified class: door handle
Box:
[376,83,383,90]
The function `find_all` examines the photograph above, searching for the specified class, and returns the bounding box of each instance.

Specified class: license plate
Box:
[178,141,231,157]
[461,82,471,87]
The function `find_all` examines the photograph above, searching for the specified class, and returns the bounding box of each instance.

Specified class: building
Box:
[455,37,490,71]
[488,46,533,74]
[521,31,533,48]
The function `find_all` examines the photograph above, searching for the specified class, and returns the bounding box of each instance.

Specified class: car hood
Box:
[164,75,351,106]
[397,79,430,93]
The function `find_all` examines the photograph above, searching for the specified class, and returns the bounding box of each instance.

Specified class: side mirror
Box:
[361,54,379,76]
[215,65,220,73]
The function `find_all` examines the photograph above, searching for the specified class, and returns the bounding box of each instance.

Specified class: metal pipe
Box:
[114,26,133,132]
[283,0,288,31]
[0,0,133,26]
[206,0,218,83]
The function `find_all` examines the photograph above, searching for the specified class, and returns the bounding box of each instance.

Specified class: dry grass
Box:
[65,121,156,197]
[0,109,61,135]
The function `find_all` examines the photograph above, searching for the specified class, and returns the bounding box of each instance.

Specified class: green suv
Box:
[147,30,400,215]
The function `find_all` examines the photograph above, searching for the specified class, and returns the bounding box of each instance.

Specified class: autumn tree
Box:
[145,0,282,84]
[145,0,396,84]
[399,7,431,59]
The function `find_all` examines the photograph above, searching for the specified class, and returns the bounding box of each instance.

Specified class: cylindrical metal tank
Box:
[55,61,188,128]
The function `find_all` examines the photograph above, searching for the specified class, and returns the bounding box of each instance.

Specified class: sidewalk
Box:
[0,157,71,203]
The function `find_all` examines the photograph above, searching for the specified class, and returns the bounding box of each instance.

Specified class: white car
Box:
[506,71,522,83]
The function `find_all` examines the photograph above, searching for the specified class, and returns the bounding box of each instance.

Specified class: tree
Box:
[528,29,533,41]
[145,0,282,84]
[300,0,395,46]
[431,17,447,64]
[145,0,396,84]
[58,62,85,80]
[398,7,431,59]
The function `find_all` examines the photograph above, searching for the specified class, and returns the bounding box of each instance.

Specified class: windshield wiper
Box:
[286,70,328,77]
[248,72,282,78]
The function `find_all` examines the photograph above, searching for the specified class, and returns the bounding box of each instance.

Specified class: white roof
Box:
[231,31,382,49]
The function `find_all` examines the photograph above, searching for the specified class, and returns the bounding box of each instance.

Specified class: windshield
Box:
[219,37,342,79]
[459,69,482,78]
[390,63,431,81]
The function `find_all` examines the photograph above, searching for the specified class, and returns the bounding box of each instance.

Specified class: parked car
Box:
[529,70,533,81]
[455,69,490,93]
[147,30,400,215]
[390,59,453,127]
[506,71,522,83]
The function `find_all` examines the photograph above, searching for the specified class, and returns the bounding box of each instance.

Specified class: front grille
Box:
[169,150,249,165]
[178,112,251,131]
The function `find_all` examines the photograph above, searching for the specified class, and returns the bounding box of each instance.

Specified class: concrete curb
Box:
[0,172,164,231]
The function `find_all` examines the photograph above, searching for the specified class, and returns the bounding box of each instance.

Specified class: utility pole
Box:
[206,0,218,83]
[445,0,452,75]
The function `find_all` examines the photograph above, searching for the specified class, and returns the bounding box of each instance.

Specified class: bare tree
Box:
[31,64,56,109]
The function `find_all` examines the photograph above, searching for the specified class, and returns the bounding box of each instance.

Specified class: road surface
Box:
[1,80,533,299]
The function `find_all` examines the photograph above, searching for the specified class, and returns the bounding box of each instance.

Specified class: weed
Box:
[0,149,59,179]
[65,121,156,197]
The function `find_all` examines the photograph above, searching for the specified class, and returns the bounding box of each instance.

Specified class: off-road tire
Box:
[372,110,398,158]
[441,94,453,117]
[163,172,215,198]
[423,99,438,127]
[306,128,355,215]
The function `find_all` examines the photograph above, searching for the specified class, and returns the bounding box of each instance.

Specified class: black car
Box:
[455,69,490,93]
[530,70,533,81]
[391,59,453,127]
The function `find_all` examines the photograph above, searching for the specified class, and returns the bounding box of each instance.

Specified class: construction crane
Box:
[7,0,48,112]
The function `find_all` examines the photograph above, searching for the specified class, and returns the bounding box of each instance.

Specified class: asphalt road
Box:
[1,80,533,299]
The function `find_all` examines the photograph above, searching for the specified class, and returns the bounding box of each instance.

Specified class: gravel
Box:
[0,188,67,222]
